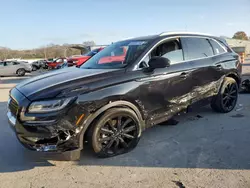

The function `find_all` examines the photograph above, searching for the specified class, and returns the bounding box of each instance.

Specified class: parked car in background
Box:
[18,61,39,71]
[7,32,241,159]
[0,61,32,76]
[39,60,49,69]
[46,58,67,69]
[67,47,104,67]
[31,61,43,71]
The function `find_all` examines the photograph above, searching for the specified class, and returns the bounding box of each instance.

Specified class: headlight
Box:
[28,98,74,113]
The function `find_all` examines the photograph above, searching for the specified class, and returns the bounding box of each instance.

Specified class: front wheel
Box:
[211,77,238,113]
[89,108,141,158]
[16,68,26,76]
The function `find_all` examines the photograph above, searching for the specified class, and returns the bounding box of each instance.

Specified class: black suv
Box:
[7,32,242,158]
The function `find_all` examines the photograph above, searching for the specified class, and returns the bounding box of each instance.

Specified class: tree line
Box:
[0,41,96,60]
[0,32,249,60]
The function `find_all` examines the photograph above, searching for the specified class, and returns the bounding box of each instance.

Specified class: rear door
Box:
[180,37,224,103]
[208,38,239,76]
[12,62,23,74]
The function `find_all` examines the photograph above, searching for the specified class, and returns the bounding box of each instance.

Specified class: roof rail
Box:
[159,31,213,36]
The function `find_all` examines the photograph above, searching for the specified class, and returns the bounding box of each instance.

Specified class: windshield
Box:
[80,40,151,69]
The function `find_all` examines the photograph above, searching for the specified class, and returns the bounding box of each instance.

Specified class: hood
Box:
[15,67,120,100]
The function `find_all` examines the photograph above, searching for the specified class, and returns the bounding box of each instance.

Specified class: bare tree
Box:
[82,41,96,46]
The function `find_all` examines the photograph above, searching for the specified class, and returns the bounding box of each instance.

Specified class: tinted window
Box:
[140,39,184,68]
[6,62,13,66]
[153,40,184,64]
[181,37,213,60]
[209,39,226,55]
[12,62,20,65]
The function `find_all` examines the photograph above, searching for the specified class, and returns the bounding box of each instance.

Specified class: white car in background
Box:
[0,61,32,76]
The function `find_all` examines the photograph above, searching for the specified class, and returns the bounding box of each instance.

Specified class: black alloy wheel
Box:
[221,82,238,111]
[90,108,141,158]
[211,77,238,113]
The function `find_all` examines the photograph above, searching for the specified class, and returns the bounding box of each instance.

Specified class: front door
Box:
[5,62,16,75]
[133,38,196,126]
[0,62,6,76]
[0,62,12,76]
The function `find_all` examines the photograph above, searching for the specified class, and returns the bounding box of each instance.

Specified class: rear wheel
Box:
[90,108,141,158]
[211,77,238,113]
[16,68,26,76]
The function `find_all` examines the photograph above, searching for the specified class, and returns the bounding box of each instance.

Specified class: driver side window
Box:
[139,39,184,68]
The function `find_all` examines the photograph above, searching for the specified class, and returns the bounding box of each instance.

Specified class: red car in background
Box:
[98,47,127,64]
[46,58,67,69]
[68,47,104,67]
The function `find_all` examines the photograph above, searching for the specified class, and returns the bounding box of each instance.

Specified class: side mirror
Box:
[148,56,170,69]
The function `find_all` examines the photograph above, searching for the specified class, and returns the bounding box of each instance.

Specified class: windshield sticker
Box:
[128,41,147,46]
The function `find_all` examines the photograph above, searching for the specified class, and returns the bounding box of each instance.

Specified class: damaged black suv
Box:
[7,32,242,158]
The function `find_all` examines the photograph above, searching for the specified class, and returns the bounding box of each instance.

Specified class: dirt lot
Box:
[1,64,250,188]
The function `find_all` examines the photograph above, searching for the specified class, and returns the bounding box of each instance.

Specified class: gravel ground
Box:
[1,66,250,188]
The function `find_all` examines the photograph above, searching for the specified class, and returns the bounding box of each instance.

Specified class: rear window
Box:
[209,39,227,55]
[181,37,213,60]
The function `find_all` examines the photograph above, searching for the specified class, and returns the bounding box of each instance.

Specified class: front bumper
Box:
[7,88,85,153]
[8,115,81,152]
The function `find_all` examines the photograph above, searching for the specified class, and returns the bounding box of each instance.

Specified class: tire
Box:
[211,77,238,113]
[16,68,26,76]
[89,108,141,158]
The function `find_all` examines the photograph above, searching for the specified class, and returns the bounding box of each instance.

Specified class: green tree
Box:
[232,31,248,40]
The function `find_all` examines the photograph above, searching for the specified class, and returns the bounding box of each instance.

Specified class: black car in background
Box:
[31,60,48,70]
[7,32,241,159]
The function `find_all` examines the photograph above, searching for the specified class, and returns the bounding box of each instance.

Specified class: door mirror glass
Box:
[148,56,170,69]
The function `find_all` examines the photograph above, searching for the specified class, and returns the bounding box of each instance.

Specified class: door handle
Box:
[216,64,222,70]
[180,72,188,78]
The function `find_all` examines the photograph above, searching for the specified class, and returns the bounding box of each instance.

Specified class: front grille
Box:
[9,97,18,116]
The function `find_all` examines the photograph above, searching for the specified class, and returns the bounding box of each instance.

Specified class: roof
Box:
[122,35,159,41]
[123,32,217,42]
[159,31,213,37]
